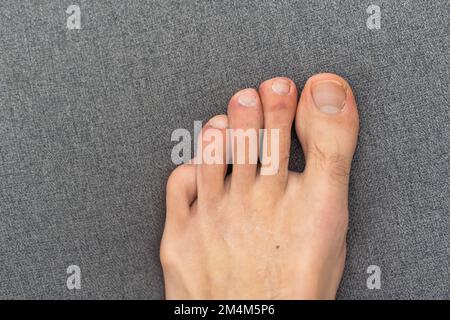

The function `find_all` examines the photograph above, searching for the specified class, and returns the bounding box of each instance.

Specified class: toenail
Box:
[237,90,257,107]
[271,79,291,95]
[209,116,228,129]
[311,80,347,114]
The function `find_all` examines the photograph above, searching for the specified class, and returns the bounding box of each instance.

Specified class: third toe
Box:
[227,88,264,193]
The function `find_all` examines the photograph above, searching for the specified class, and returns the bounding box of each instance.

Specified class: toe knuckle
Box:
[310,144,351,184]
[160,239,179,268]
[160,246,174,267]
[166,164,190,192]
[328,157,351,183]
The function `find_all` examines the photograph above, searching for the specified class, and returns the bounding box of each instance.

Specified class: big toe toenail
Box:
[312,80,347,114]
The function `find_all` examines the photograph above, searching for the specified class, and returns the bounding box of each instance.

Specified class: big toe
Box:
[296,73,359,191]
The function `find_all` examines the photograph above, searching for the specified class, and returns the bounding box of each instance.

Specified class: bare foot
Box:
[161,73,359,299]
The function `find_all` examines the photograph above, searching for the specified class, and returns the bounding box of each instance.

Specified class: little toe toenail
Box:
[238,90,257,107]
[271,79,291,95]
[312,80,347,114]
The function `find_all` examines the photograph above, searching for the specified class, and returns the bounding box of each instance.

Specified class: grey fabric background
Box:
[0,0,448,299]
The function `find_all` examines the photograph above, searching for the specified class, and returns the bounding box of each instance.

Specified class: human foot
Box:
[161,73,359,299]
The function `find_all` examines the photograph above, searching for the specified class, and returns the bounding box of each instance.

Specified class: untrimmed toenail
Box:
[312,80,346,114]
[271,79,291,95]
[238,90,257,107]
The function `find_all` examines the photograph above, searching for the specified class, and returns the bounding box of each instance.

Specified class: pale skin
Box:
[161,73,359,299]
